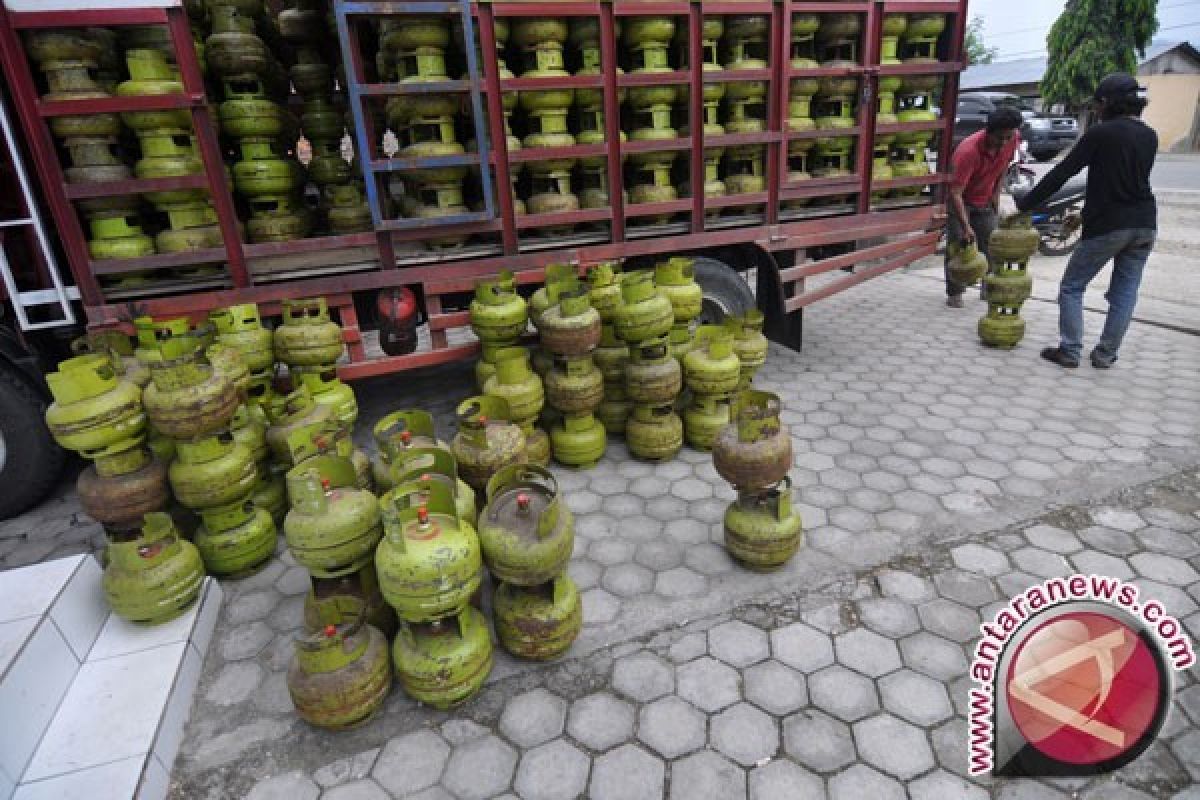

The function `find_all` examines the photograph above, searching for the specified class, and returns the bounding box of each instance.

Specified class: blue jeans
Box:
[1057,228,1156,364]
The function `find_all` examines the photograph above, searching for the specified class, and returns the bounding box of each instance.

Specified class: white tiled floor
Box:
[0,554,222,800]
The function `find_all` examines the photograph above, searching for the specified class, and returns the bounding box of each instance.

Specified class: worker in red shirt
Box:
[944,108,1024,307]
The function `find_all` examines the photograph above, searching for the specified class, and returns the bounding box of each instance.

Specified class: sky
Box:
[970,0,1200,61]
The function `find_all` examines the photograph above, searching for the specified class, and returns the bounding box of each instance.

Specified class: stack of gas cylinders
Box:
[979,215,1038,348]
[714,390,803,571]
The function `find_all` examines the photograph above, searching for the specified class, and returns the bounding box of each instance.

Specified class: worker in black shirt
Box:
[1014,73,1158,369]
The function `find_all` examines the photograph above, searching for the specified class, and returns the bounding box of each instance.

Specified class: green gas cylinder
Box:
[209,303,275,374]
[539,289,602,357]
[596,381,632,436]
[87,212,156,261]
[370,409,447,490]
[143,337,239,439]
[284,455,383,578]
[265,388,335,466]
[682,325,741,395]
[450,396,527,495]
[978,306,1026,349]
[478,465,574,585]
[389,446,477,527]
[713,390,793,491]
[654,257,703,324]
[586,261,623,322]
[724,477,802,570]
[169,432,258,511]
[292,366,358,430]
[982,266,1033,307]
[205,341,251,395]
[392,607,493,709]
[684,392,731,452]
[550,412,606,468]
[493,574,581,661]
[45,353,146,459]
[251,461,288,525]
[288,610,392,730]
[482,347,544,428]
[593,324,630,384]
[729,310,768,386]
[76,447,169,532]
[625,336,682,406]
[376,479,483,622]
[529,264,579,331]
[614,271,673,343]
[946,242,989,289]
[305,564,398,641]
[194,498,276,576]
[103,512,205,624]
[470,270,528,343]
[626,403,683,461]
[544,354,603,414]
[274,298,344,366]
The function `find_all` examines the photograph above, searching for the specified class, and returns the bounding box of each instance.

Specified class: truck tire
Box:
[692,256,756,325]
[0,367,64,520]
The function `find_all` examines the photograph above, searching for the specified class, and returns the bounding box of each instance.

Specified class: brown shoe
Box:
[946,295,964,308]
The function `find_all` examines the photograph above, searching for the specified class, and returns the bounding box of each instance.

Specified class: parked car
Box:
[954,91,1079,161]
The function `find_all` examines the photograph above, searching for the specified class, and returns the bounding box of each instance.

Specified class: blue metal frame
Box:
[334,0,496,230]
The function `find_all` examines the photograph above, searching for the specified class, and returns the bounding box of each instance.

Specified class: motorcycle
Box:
[1003,142,1037,195]
[1014,176,1086,257]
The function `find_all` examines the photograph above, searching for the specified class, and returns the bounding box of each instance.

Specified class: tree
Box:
[965,15,998,65]
[1042,0,1158,109]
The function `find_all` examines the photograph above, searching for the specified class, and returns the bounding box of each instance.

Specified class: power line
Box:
[984,2,1195,40]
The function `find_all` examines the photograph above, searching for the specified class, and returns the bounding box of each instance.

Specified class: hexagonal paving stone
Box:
[655,567,708,598]
[808,665,879,722]
[568,691,635,752]
[673,478,714,502]
[372,730,450,796]
[1024,524,1083,554]
[934,569,1000,608]
[441,734,518,800]
[710,702,779,767]
[1071,550,1137,581]
[769,622,834,673]
[908,770,989,800]
[828,765,905,800]
[582,588,620,625]
[686,543,736,576]
[677,656,741,712]
[950,544,1010,578]
[612,652,674,702]
[637,696,706,758]
[744,661,808,715]
[857,597,921,638]
[499,688,567,748]
[635,539,684,571]
[321,780,389,800]
[748,760,823,800]
[854,715,935,780]
[918,599,981,643]
[1130,552,1199,584]
[220,621,274,661]
[513,739,590,800]
[246,771,320,800]
[589,744,664,800]
[602,563,655,597]
[708,620,770,668]
[899,631,969,681]
[782,709,854,772]
[834,628,902,678]
[669,750,746,800]
[591,538,636,566]
[879,669,954,726]
[665,518,711,545]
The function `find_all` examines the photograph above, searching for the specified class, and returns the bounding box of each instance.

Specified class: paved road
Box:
[1026,152,1200,192]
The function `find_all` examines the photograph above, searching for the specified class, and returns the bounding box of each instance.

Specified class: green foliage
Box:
[965,15,999,65]
[1042,0,1158,108]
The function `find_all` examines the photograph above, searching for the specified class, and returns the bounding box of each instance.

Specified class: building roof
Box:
[960,40,1195,92]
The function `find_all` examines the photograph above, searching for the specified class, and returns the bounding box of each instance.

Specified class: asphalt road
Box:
[1027,152,1200,192]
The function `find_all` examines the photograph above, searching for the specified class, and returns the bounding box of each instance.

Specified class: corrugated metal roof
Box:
[960,40,1194,91]
[961,57,1046,90]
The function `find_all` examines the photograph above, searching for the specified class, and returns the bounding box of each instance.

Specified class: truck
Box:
[0,0,967,518]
